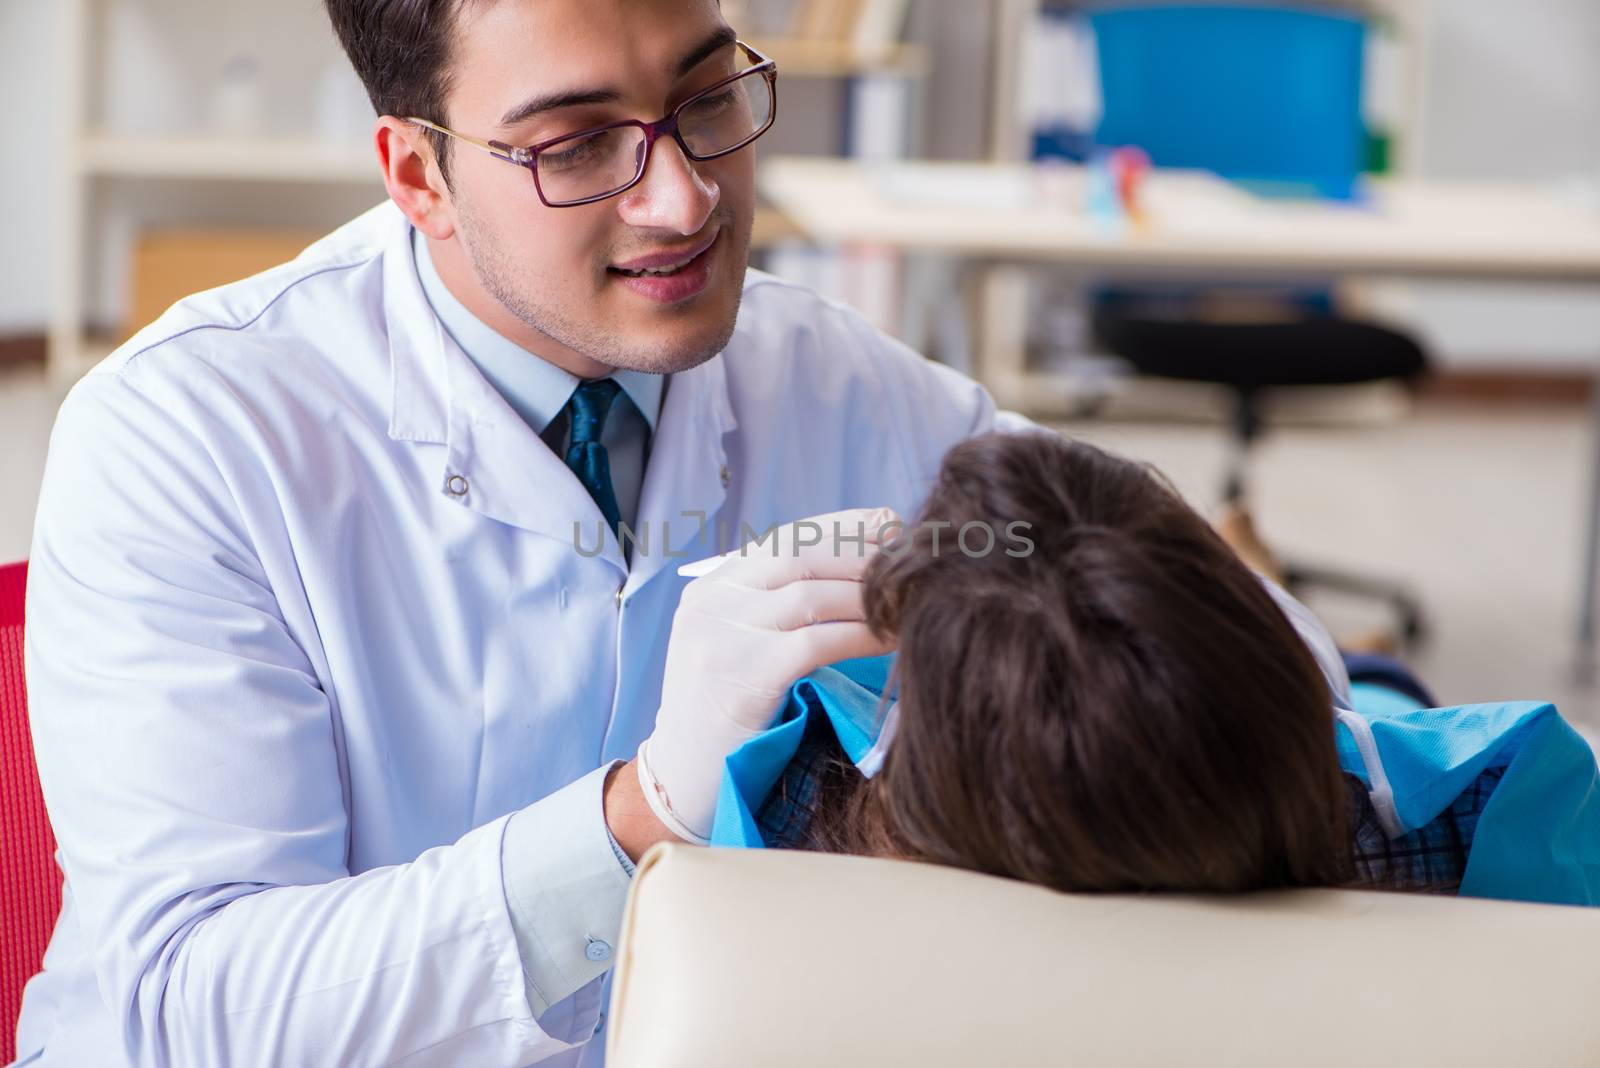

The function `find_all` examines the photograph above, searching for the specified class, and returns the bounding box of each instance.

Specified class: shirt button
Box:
[593,1010,607,1036]
[445,474,469,497]
[719,464,731,488]
[585,938,612,962]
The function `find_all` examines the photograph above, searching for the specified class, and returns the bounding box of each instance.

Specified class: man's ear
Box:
[374,116,457,241]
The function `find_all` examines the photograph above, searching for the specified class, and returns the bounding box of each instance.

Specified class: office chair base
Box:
[1282,561,1428,649]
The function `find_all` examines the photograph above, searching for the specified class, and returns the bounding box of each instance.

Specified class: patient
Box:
[761,431,1484,896]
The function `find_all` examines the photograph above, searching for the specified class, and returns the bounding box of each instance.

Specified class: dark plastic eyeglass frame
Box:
[407,41,778,208]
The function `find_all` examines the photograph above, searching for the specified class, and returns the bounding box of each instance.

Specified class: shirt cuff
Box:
[501,760,634,1018]
[607,822,638,877]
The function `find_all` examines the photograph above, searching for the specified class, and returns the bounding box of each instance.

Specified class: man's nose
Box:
[616,135,720,235]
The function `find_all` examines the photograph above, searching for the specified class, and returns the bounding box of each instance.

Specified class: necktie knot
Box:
[568,378,622,447]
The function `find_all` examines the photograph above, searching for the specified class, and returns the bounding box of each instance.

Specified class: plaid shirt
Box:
[1343,764,1504,894]
[755,693,841,851]
[755,704,1506,893]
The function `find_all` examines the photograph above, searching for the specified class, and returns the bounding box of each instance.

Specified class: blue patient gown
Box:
[711,655,1600,907]
[1334,699,1600,905]
[710,655,897,849]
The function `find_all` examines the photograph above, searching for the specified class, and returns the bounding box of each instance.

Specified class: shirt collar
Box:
[411,227,663,434]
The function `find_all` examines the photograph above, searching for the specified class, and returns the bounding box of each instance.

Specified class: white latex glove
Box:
[637,506,900,843]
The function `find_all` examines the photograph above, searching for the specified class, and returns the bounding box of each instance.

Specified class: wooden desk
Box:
[758,156,1600,672]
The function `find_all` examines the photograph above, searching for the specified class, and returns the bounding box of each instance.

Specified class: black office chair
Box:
[1093,298,1430,645]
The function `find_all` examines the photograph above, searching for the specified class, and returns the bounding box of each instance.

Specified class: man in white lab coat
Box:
[15,2,1023,1065]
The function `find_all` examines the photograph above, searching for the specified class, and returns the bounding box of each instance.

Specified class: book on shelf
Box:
[784,0,911,50]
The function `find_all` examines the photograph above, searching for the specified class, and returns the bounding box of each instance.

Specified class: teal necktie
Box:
[564,379,623,536]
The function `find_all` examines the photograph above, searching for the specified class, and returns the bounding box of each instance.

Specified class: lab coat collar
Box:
[385,207,450,447]
[381,203,736,582]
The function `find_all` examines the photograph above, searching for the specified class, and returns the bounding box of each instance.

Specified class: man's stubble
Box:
[454,193,750,376]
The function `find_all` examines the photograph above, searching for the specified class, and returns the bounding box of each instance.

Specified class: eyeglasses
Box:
[408,41,777,208]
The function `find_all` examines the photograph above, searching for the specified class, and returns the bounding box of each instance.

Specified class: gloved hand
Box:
[637,507,900,843]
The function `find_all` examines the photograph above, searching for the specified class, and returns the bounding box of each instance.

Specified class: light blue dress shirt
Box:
[413,232,655,1001]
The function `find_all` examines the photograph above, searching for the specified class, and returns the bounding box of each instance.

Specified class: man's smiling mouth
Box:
[609,230,720,278]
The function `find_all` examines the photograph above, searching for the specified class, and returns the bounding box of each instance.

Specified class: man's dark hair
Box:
[324,0,471,186]
[808,431,1352,895]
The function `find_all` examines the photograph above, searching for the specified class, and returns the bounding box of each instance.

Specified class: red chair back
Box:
[1,561,60,1065]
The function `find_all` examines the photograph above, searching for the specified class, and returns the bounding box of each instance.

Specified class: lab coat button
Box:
[445,474,469,497]
[615,586,625,605]
[594,1010,606,1035]
[585,938,612,962]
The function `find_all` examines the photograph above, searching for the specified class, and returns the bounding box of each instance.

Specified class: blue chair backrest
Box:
[1090,4,1368,199]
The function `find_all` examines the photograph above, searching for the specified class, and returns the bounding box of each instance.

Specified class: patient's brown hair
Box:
[808,432,1350,894]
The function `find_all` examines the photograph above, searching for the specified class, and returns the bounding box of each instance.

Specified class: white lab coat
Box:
[17,201,1022,1067]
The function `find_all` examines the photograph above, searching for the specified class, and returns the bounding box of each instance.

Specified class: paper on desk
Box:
[871,166,1035,209]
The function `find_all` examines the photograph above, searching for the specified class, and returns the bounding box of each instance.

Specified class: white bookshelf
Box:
[78,132,377,183]
[49,0,386,383]
[49,0,92,384]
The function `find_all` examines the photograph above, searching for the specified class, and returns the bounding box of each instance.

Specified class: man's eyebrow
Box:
[496,26,740,130]
[498,88,623,129]
[675,25,739,79]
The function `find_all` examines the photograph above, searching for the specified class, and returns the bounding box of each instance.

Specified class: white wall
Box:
[1417,0,1600,182]
[1378,0,1600,369]
[0,0,65,335]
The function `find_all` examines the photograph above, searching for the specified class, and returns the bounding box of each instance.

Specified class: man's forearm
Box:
[603,759,681,864]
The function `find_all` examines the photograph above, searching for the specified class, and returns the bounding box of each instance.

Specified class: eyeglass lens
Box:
[535,68,774,205]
